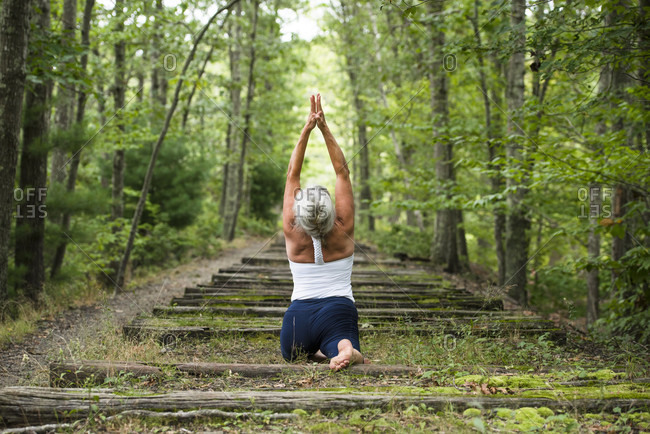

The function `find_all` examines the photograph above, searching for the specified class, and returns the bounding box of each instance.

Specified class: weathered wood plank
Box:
[240,256,429,268]
[211,275,445,289]
[49,361,426,386]
[209,281,448,292]
[169,297,503,311]
[123,323,565,342]
[53,361,626,386]
[50,361,162,387]
[1,387,646,427]
[152,305,511,318]
[194,285,467,295]
[150,307,539,322]
[181,289,475,299]
[217,266,434,277]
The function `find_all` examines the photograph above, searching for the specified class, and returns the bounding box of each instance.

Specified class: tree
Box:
[235,0,260,226]
[504,0,529,305]
[15,0,51,302]
[49,0,77,186]
[111,0,126,224]
[151,0,168,110]
[339,0,374,232]
[428,0,461,272]
[0,0,32,305]
[221,1,244,241]
[470,0,506,285]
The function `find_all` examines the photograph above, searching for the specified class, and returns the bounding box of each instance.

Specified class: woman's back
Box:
[285,221,354,263]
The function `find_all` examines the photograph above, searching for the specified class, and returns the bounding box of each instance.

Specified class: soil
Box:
[0,237,268,388]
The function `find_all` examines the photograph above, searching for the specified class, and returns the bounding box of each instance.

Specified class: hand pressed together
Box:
[305,93,327,131]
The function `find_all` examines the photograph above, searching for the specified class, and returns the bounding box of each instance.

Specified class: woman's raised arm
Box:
[316,94,354,235]
[283,95,320,233]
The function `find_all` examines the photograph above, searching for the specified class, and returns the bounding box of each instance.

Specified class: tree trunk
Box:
[111,0,126,223]
[94,55,110,190]
[586,183,601,325]
[234,0,260,227]
[608,1,633,289]
[504,0,529,305]
[155,0,167,107]
[221,2,243,241]
[340,1,373,232]
[456,209,469,265]
[642,0,650,148]
[15,0,49,302]
[220,123,231,219]
[352,83,374,232]
[472,0,506,284]
[491,54,507,285]
[0,0,32,305]
[115,0,240,290]
[49,0,77,185]
[50,0,95,279]
[182,44,216,131]
[428,0,460,272]
[586,62,612,326]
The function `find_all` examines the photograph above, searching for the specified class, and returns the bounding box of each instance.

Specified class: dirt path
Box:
[0,237,270,387]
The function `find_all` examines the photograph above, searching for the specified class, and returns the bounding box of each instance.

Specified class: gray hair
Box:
[293,185,335,241]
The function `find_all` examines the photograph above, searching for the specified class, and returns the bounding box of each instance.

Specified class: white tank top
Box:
[288,236,355,302]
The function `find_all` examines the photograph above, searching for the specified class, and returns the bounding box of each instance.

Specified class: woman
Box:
[280,94,367,371]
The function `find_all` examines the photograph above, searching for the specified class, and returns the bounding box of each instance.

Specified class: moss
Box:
[418,298,441,304]
[586,369,624,381]
[463,408,481,418]
[203,295,284,301]
[514,407,546,430]
[496,408,515,419]
[537,407,554,417]
[455,374,548,389]
[519,383,650,400]
[310,421,351,433]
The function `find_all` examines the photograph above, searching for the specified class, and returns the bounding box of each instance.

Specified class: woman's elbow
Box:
[336,166,350,178]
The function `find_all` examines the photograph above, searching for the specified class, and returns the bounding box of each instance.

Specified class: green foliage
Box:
[248,162,285,222]
[124,134,211,229]
[237,215,278,238]
[131,223,189,268]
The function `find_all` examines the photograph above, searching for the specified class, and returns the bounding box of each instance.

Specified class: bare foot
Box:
[329,339,364,371]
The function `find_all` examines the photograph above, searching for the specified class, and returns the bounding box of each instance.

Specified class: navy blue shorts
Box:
[280,296,361,361]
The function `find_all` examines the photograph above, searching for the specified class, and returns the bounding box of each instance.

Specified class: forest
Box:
[1,0,650,430]
[0,0,649,347]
